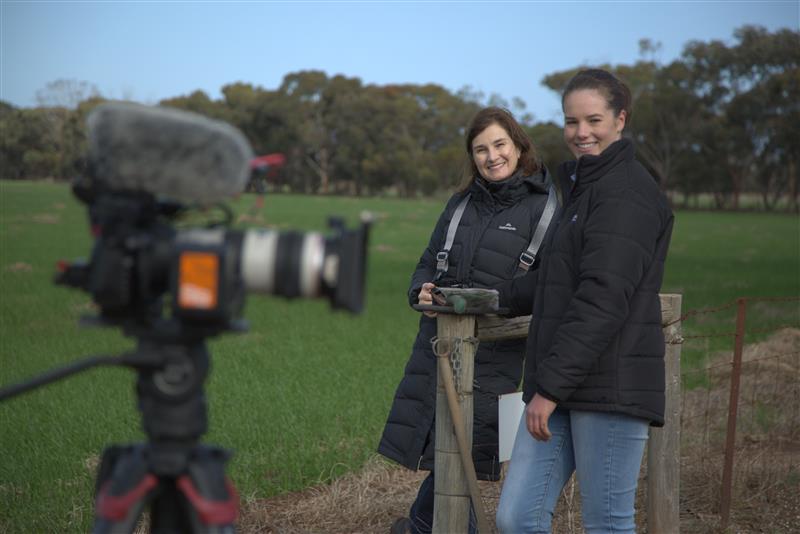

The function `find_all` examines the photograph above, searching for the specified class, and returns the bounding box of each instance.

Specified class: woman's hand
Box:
[418,282,437,317]
[526,393,557,441]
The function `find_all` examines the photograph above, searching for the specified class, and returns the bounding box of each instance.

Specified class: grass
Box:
[667,191,799,212]
[1,180,798,531]
[664,208,800,385]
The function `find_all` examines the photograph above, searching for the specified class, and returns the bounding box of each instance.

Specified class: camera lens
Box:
[240,230,328,300]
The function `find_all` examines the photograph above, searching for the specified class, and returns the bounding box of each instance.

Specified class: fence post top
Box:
[414,287,506,316]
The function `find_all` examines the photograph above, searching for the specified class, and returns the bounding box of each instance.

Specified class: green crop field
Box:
[1,180,798,532]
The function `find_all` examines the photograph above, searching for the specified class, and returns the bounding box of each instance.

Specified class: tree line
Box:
[1,25,797,210]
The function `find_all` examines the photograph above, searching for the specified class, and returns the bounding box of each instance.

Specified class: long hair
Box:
[457,107,541,192]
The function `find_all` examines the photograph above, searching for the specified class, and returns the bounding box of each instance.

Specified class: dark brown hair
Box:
[457,107,541,192]
[561,68,633,125]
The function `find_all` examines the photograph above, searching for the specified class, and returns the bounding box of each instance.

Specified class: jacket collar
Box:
[557,138,635,193]
[469,167,550,207]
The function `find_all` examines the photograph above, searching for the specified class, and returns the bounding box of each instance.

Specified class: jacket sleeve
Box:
[536,185,668,401]
[495,269,537,317]
[407,195,461,307]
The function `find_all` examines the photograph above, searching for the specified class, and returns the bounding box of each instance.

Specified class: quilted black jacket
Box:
[502,139,673,425]
[378,169,551,480]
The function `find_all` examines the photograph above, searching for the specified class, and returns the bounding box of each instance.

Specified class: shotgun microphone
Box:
[86,102,254,204]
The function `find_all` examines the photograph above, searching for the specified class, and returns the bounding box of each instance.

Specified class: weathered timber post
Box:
[648,293,683,533]
[416,288,499,534]
[433,312,478,534]
[475,314,531,341]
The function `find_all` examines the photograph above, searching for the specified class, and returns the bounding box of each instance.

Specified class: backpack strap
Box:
[516,184,558,274]
[434,193,471,281]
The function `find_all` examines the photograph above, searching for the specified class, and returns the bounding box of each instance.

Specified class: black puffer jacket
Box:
[378,170,551,480]
[503,139,673,425]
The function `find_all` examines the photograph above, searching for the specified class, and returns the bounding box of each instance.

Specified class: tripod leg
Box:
[174,445,239,532]
[93,445,158,534]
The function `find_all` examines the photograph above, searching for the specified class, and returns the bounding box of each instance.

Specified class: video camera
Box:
[57,102,370,337]
[0,102,371,532]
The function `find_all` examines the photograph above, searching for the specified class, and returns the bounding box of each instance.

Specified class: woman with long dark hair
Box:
[495,69,674,533]
[379,107,553,534]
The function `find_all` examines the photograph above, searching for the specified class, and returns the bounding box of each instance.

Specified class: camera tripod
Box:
[0,321,240,533]
[90,325,239,534]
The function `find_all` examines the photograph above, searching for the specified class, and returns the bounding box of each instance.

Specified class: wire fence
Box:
[677,296,800,533]
[538,295,800,533]
[437,295,799,533]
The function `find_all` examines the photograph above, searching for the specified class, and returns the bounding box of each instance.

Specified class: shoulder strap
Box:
[516,185,558,274]
[434,194,470,281]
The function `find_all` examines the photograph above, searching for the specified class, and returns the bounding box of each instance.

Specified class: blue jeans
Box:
[496,408,649,534]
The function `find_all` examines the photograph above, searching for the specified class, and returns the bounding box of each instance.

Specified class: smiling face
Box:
[470,123,521,182]
[563,88,626,159]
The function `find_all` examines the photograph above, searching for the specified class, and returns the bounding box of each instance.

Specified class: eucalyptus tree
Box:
[681,25,800,209]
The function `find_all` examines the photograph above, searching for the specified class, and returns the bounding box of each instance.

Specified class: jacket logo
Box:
[498,223,517,231]
[570,214,578,223]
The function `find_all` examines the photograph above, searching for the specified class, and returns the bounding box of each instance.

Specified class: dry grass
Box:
[238,456,428,534]
[236,329,800,533]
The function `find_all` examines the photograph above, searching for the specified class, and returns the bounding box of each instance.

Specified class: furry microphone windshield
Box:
[86,102,254,205]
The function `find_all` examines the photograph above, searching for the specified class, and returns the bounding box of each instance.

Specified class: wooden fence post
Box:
[433,313,477,534]
[648,293,683,533]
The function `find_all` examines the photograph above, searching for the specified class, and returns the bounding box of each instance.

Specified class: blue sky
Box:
[2,1,797,123]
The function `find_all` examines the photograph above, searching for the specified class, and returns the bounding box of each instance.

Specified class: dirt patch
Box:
[31,213,61,224]
[239,329,800,533]
[237,213,267,224]
[6,262,33,272]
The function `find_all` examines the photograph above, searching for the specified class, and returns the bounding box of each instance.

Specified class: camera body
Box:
[51,101,371,335]
[57,184,370,336]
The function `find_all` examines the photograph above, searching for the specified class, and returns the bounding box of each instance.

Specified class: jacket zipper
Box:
[458,200,496,286]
